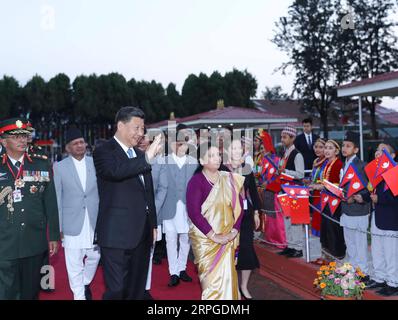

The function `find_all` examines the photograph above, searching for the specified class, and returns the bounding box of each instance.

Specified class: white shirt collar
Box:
[172,153,187,169]
[9,155,24,166]
[345,154,356,165]
[71,155,86,165]
[114,136,136,157]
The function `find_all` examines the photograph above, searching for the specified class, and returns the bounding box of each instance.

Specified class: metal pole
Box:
[358,96,364,161]
[305,224,310,263]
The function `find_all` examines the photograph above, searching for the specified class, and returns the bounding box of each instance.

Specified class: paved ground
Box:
[247,270,302,300]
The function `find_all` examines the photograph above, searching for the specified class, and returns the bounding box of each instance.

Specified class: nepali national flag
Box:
[322,179,344,199]
[281,185,310,199]
[290,196,310,225]
[382,165,398,196]
[374,149,397,178]
[320,191,341,215]
[280,172,295,182]
[340,164,357,188]
[364,157,383,190]
[277,193,292,217]
[341,164,367,198]
[261,155,278,182]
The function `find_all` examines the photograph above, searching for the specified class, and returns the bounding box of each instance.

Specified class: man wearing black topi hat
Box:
[53,127,100,300]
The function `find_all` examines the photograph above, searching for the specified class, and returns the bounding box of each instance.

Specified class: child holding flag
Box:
[365,143,398,296]
[339,131,371,280]
[311,140,345,261]
[277,125,305,258]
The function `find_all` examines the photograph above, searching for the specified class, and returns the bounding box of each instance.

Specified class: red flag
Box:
[290,196,310,224]
[346,174,366,198]
[261,156,278,182]
[323,180,344,199]
[281,185,310,199]
[364,158,383,189]
[340,164,357,187]
[375,149,397,178]
[277,193,292,217]
[320,191,341,215]
[327,194,341,215]
[382,165,398,196]
[320,192,330,212]
[280,172,294,182]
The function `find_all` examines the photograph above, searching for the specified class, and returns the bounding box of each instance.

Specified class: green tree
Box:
[272,0,349,138]
[345,0,398,138]
[0,76,21,118]
[262,85,289,100]
[22,75,48,123]
[47,73,73,125]
[224,69,257,108]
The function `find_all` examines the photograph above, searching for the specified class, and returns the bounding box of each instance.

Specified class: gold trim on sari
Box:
[189,171,245,300]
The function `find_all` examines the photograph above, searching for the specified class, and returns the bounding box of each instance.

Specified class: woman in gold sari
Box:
[186,143,245,300]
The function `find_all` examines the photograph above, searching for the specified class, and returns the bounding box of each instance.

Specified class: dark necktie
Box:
[15,161,21,169]
[307,135,312,147]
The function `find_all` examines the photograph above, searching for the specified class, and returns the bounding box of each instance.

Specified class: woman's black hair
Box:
[193,140,220,175]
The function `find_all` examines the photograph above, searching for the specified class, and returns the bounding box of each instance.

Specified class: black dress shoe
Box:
[287,249,303,258]
[179,270,192,282]
[85,285,92,300]
[143,290,154,300]
[376,285,398,297]
[168,274,180,287]
[239,288,253,300]
[366,280,387,290]
[153,257,161,265]
[277,248,294,256]
[362,275,370,283]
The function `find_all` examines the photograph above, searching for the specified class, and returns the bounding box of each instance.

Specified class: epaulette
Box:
[31,153,48,160]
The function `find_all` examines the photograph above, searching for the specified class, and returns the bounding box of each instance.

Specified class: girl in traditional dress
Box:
[311,140,346,260]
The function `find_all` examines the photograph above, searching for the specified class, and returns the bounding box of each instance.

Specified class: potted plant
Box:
[313,262,366,300]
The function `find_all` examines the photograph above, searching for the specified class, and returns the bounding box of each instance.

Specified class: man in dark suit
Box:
[294,118,320,172]
[93,106,162,300]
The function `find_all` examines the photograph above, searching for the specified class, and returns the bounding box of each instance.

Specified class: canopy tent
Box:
[337,71,398,160]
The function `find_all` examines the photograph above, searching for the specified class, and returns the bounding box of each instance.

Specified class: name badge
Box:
[243,199,248,210]
[13,189,22,203]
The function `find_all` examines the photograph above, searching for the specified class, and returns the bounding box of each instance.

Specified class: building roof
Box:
[147,106,298,130]
[338,70,398,97]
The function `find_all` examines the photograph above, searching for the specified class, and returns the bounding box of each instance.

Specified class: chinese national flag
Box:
[277,193,292,217]
[375,149,397,178]
[340,164,357,188]
[290,196,310,224]
[364,158,383,189]
[382,165,398,196]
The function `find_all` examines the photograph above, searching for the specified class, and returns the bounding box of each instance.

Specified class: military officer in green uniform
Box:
[0,118,60,300]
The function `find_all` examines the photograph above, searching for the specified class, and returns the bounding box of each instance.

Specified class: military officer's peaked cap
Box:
[0,118,34,136]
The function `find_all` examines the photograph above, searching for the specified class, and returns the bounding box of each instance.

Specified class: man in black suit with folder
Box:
[294,118,320,172]
[93,106,162,300]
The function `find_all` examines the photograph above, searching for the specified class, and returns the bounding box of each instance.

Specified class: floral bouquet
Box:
[313,262,366,299]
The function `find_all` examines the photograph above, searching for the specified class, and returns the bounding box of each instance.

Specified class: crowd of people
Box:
[0,108,397,300]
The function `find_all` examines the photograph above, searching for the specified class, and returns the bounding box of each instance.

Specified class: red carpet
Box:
[39,246,202,300]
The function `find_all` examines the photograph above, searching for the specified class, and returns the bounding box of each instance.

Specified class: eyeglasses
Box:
[3,134,28,140]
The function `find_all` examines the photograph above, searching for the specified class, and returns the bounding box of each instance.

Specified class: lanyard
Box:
[6,155,24,181]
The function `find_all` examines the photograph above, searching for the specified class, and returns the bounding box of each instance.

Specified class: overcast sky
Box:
[1,0,397,110]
